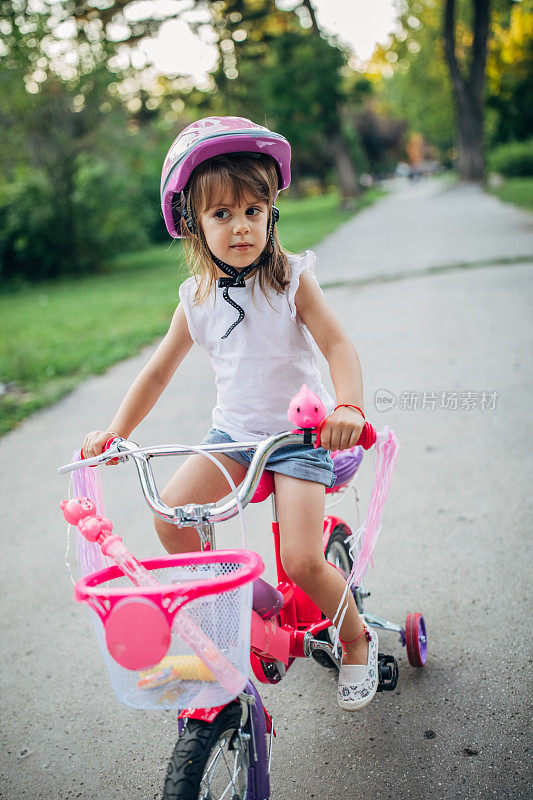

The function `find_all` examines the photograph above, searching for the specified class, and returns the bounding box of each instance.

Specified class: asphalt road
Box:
[1,179,532,800]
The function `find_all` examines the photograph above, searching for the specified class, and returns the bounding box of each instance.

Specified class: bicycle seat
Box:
[326,446,364,495]
[251,446,364,502]
[252,577,284,619]
[250,470,276,503]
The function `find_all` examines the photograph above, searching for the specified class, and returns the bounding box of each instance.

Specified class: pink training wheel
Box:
[405,612,427,667]
[105,598,170,670]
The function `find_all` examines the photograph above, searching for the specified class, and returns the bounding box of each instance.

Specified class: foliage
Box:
[1,0,530,281]
[486,2,533,145]
[368,0,457,155]
[206,0,364,192]
[0,83,152,281]
[352,104,407,174]
[259,30,347,186]
[488,138,533,176]
[368,0,532,157]
[0,3,163,282]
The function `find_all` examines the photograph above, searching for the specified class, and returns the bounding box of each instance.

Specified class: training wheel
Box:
[405,612,427,667]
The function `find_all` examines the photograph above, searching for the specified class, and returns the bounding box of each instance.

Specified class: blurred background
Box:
[1,0,532,433]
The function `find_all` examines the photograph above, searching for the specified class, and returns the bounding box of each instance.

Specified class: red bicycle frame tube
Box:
[248,515,341,674]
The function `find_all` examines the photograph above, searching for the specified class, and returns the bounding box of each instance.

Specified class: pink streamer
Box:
[350,426,400,585]
[69,451,112,577]
[331,426,399,649]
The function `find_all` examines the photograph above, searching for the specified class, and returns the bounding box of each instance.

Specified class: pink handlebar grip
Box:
[80,436,120,466]
[356,421,377,450]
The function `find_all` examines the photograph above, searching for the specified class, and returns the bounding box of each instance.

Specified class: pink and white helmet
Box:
[160,116,291,238]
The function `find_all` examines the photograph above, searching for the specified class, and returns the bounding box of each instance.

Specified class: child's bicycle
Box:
[59,387,427,800]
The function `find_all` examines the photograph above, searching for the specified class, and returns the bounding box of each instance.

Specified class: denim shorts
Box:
[201,428,335,488]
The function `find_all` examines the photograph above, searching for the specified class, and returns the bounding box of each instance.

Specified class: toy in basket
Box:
[61,498,263,710]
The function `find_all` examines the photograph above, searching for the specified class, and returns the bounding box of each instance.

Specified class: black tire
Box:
[312,524,356,670]
[325,524,353,575]
[162,702,249,800]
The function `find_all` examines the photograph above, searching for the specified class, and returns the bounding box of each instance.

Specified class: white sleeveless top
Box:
[178,249,335,441]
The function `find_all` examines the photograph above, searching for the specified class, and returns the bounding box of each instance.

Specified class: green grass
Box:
[488,176,533,211]
[0,188,384,435]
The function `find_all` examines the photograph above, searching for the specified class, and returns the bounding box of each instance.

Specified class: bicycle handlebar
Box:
[58,423,375,529]
[59,381,377,528]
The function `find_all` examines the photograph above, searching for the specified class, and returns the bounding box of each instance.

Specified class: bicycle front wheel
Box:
[162,703,250,800]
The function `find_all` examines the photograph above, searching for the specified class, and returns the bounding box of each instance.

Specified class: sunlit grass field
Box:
[0,188,384,435]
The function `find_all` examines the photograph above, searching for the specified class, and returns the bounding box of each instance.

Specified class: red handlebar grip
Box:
[356,421,377,450]
[80,437,119,465]
[102,436,120,465]
[80,446,97,468]
[103,437,119,452]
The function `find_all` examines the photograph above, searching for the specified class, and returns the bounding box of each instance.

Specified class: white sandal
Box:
[337,625,379,711]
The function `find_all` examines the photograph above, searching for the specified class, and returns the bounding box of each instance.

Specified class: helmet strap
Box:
[213,209,279,339]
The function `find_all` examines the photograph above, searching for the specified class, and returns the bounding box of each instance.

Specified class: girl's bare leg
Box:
[274,473,368,666]
[154,454,248,554]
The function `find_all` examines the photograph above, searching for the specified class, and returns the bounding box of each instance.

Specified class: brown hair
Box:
[179,153,290,304]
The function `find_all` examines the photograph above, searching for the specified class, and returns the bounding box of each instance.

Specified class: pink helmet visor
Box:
[160,117,291,238]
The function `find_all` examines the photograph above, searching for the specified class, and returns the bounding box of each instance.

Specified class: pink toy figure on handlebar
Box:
[287,384,377,450]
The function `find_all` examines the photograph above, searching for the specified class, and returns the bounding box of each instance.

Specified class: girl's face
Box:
[199,192,269,270]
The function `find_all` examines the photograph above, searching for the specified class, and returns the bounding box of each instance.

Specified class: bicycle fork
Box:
[241,682,271,800]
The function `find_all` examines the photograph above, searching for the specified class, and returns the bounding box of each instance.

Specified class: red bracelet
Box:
[334,403,366,420]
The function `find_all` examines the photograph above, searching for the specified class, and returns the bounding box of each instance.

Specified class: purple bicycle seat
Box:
[252,578,284,620]
[328,446,364,493]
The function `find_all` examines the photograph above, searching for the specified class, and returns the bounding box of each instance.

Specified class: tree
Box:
[486,1,533,145]
[354,105,408,174]
[208,0,361,200]
[0,1,152,281]
[368,1,528,174]
[69,0,365,200]
[368,2,456,157]
[297,0,361,199]
[443,0,491,181]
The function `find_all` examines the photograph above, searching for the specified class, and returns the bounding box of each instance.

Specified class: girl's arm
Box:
[295,271,365,452]
[82,305,193,457]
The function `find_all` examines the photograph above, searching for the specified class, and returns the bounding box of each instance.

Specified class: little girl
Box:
[83,116,379,711]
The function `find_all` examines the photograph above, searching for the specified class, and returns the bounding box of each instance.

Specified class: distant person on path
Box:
[82,116,378,711]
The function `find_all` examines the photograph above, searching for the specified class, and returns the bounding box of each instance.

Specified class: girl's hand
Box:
[319,407,365,452]
[82,430,121,460]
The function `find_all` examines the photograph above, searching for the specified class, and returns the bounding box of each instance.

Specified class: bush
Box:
[0,168,61,284]
[0,56,165,284]
[74,154,151,269]
[0,146,154,284]
[488,138,533,177]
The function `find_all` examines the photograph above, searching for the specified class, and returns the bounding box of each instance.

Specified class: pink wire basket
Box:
[75,549,263,710]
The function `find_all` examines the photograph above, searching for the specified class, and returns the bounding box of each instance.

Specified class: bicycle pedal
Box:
[376,653,399,692]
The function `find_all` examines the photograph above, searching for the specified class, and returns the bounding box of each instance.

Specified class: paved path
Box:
[314,177,533,284]
[1,180,532,800]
